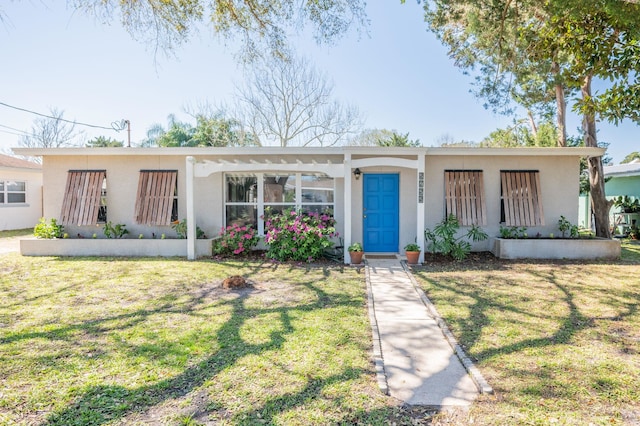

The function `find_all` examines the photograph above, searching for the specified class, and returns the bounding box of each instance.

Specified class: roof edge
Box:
[11,146,605,157]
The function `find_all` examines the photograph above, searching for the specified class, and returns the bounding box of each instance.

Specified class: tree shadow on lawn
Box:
[416,264,638,363]
[41,277,367,425]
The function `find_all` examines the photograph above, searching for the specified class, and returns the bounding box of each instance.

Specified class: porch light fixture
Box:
[353,168,361,180]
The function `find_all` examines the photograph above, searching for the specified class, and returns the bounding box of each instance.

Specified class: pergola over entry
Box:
[184,152,426,263]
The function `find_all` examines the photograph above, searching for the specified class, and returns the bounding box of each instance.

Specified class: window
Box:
[134,170,178,225]
[225,175,258,228]
[301,175,334,214]
[444,170,486,226]
[0,180,26,204]
[60,170,107,225]
[500,171,544,226]
[224,173,334,231]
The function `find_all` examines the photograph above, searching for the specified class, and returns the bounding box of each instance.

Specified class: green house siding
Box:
[606,176,640,198]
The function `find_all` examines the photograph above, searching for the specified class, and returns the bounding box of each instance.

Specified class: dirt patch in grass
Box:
[0,256,415,425]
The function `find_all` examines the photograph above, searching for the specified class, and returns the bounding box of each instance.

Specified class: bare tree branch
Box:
[235,54,362,147]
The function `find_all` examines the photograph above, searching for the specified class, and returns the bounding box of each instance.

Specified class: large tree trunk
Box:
[551,61,567,147]
[527,109,538,137]
[581,74,613,238]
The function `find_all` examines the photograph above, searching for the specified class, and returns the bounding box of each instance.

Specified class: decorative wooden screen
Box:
[134,170,177,225]
[60,170,106,225]
[444,170,487,226]
[501,171,544,226]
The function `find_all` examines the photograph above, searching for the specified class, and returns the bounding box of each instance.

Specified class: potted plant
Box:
[404,242,421,265]
[347,242,364,264]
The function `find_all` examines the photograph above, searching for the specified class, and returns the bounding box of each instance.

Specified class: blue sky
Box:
[1,1,637,163]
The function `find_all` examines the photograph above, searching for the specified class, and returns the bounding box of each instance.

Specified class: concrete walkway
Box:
[365,257,491,408]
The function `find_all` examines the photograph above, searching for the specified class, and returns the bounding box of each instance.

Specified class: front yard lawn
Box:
[413,241,640,425]
[0,255,409,425]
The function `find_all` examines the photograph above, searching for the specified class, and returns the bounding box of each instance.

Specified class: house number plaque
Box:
[418,172,424,203]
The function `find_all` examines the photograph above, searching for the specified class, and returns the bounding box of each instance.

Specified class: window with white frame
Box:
[0,180,27,204]
[224,173,334,232]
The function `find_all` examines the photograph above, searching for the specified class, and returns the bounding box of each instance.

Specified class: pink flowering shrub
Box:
[212,223,260,256]
[263,208,337,262]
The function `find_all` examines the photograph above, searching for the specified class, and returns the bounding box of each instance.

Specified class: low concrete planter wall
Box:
[491,237,621,260]
[20,238,213,258]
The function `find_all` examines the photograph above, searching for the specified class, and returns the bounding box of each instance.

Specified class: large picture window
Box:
[134,170,178,225]
[500,170,544,226]
[444,170,486,226]
[224,173,334,231]
[60,170,107,226]
[0,180,26,204]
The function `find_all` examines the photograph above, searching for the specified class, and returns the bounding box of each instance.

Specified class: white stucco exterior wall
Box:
[19,146,600,259]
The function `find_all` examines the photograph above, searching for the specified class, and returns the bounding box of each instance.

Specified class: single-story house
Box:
[12,146,604,262]
[0,154,42,231]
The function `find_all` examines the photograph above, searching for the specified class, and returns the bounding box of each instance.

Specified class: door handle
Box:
[363,215,367,218]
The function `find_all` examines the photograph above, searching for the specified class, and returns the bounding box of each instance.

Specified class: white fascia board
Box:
[194,160,345,178]
[12,146,605,158]
[424,147,606,157]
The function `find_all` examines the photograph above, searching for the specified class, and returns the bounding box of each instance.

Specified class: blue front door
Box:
[363,174,399,252]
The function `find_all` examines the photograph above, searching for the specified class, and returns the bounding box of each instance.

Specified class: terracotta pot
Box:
[349,251,364,264]
[405,251,421,265]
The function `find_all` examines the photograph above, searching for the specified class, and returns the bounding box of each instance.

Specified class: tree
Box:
[142,114,195,147]
[348,129,395,146]
[348,129,420,147]
[235,54,362,147]
[19,108,84,151]
[86,136,124,147]
[481,121,557,147]
[421,0,640,237]
[377,131,420,147]
[142,111,258,147]
[70,0,367,59]
[621,152,640,164]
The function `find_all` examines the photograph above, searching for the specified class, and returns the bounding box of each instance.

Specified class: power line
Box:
[0,101,117,131]
[0,129,26,137]
[0,123,30,136]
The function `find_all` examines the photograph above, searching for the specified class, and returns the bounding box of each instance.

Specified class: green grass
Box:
[0,255,414,425]
[413,240,640,425]
[0,228,32,238]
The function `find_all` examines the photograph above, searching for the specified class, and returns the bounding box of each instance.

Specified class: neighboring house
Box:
[579,159,640,230]
[13,146,602,261]
[605,159,640,234]
[0,154,42,231]
[604,159,640,199]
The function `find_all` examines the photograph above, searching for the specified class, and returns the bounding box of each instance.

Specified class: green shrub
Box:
[103,222,129,239]
[558,215,579,238]
[213,223,260,256]
[172,219,206,239]
[33,218,64,239]
[424,215,488,261]
[264,208,337,262]
[499,225,528,239]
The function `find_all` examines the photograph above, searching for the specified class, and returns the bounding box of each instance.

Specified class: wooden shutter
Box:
[501,171,544,226]
[134,171,177,225]
[60,170,106,225]
[444,171,487,226]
